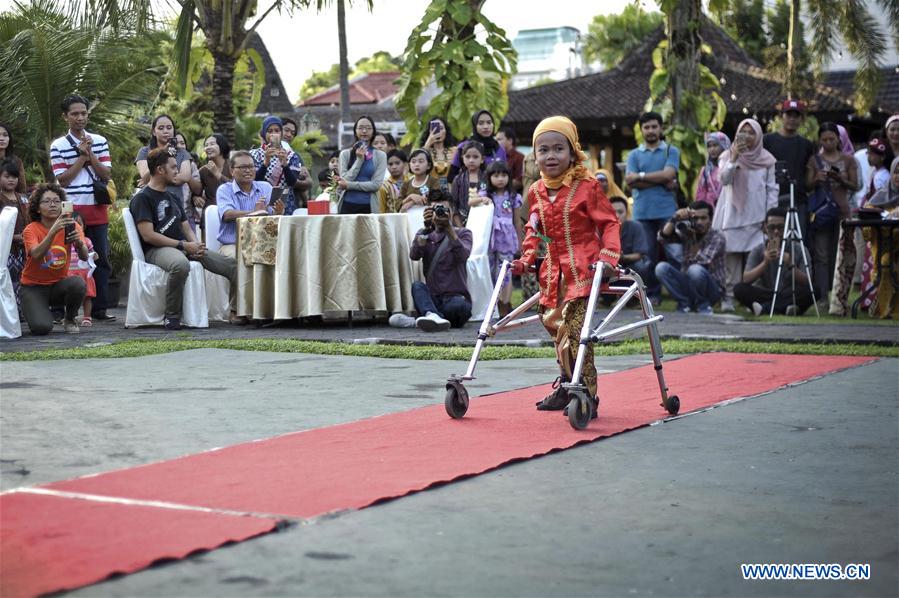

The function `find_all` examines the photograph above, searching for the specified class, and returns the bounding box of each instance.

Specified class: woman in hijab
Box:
[448,109,506,183]
[713,118,779,312]
[509,116,620,420]
[696,132,731,207]
[249,115,302,215]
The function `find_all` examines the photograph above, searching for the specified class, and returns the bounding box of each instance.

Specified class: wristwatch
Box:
[639,171,646,181]
[177,240,184,251]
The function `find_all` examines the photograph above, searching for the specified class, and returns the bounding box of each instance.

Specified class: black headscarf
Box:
[470,110,501,156]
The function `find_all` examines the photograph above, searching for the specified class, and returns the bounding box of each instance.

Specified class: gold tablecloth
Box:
[236,214,414,319]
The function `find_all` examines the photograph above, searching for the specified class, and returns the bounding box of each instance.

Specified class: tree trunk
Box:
[785,0,801,98]
[337,0,351,148]
[666,0,702,130]
[211,51,237,144]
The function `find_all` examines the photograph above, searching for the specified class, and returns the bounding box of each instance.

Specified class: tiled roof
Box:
[300,72,402,106]
[825,67,899,114]
[504,19,858,130]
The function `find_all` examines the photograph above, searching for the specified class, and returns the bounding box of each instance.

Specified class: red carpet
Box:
[1,353,873,596]
[0,491,278,598]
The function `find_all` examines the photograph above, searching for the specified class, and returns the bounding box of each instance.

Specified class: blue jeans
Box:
[83,223,110,314]
[411,281,472,328]
[655,262,722,311]
[638,218,682,298]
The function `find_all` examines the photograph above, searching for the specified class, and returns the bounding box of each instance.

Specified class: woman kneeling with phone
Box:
[19,184,88,335]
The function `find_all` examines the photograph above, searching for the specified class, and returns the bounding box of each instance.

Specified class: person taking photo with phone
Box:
[250,116,303,215]
[19,184,88,335]
[337,115,386,214]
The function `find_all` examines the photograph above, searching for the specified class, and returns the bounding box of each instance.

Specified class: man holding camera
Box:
[655,200,726,315]
[389,189,472,331]
[131,148,238,330]
[735,207,813,316]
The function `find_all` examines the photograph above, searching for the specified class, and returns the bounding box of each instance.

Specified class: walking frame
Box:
[444,260,681,430]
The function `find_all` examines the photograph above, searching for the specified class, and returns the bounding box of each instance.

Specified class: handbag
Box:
[67,134,112,205]
[808,156,841,230]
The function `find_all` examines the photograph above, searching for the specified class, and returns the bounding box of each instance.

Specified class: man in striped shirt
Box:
[49,94,115,321]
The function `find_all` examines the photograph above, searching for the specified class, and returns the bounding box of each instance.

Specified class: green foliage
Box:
[289,129,329,169]
[712,0,766,62]
[643,38,725,199]
[394,0,517,145]
[584,5,663,67]
[2,338,895,362]
[766,114,820,142]
[299,63,341,100]
[353,51,401,74]
[0,0,164,193]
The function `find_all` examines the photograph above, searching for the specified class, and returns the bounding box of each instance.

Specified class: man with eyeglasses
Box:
[216,150,285,259]
[734,206,814,316]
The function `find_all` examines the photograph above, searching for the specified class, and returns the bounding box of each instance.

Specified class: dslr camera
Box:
[433,204,448,218]
[774,160,792,186]
[674,218,694,241]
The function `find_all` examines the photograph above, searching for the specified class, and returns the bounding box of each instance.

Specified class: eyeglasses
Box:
[356,125,373,131]
[766,224,785,232]
[232,164,255,171]
[40,199,62,205]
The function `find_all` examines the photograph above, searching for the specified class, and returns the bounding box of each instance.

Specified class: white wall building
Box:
[511,27,588,90]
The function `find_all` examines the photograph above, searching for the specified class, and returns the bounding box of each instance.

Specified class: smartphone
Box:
[268,187,284,207]
[430,120,441,133]
[268,132,282,148]
[61,201,74,235]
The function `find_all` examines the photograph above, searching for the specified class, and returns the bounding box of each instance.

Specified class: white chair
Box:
[464,204,497,322]
[405,206,425,282]
[122,208,209,328]
[0,206,21,339]
[202,206,230,322]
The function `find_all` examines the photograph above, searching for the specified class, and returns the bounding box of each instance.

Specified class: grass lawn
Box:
[1,338,896,362]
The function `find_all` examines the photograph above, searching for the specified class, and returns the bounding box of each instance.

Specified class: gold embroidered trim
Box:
[561,181,586,288]
[534,186,554,290]
[599,248,620,259]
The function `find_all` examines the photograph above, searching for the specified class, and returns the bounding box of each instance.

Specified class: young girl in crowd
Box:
[713,119,777,312]
[371,132,390,153]
[198,134,232,208]
[471,160,522,316]
[421,117,456,190]
[448,110,506,183]
[510,116,621,419]
[696,132,731,207]
[380,149,410,213]
[0,159,28,303]
[450,141,486,225]
[399,149,438,212]
[66,211,97,327]
[136,115,193,201]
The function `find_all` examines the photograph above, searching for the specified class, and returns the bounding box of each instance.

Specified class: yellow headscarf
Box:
[532,116,592,189]
[594,168,625,200]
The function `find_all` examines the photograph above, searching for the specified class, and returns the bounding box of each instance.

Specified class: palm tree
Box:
[0,0,164,186]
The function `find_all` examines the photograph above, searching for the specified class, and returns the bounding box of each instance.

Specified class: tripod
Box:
[770,178,819,317]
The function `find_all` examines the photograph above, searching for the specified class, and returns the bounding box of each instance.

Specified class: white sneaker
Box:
[388,313,417,328]
[751,301,764,316]
[416,311,451,332]
[785,304,798,316]
[720,299,735,313]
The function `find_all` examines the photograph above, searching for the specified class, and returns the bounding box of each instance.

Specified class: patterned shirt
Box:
[50,130,111,225]
[661,225,727,291]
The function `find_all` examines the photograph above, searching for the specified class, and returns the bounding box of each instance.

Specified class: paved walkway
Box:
[3,303,896,354]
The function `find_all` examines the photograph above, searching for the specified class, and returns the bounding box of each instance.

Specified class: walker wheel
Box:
[567,392,592,431]
[445,381,469,419]
[665,395,680,415]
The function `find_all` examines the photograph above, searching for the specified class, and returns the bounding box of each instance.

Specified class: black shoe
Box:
[91,311,117,322]
[536,376,569,411]
[163,317,182,330]
[563,396,599,419]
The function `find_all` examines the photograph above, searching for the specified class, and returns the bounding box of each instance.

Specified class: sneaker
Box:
[388,313,417,328]
[163,317,182,331]
[676,305,691,314]
[415,311,451,332]
[719,299,735,313]
[91,311,117,322]
[751,301,764,316]
[52,316,63,325]
[63,320,80,334]
[536,376,569,411]
[785,304,798,316]
[697,306,714,316]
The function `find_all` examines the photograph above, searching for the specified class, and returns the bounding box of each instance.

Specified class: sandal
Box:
[80,317,93,327]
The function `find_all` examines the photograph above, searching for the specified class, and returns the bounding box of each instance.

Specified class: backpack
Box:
[808,156,841,230]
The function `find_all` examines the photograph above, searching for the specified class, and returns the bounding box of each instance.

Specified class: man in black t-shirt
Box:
[130,147,238,330]
[763,99,816,245]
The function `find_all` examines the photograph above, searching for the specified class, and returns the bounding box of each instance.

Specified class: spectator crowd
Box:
[2,93,898,339]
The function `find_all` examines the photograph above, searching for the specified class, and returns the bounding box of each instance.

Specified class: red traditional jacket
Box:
[521,177,621,307]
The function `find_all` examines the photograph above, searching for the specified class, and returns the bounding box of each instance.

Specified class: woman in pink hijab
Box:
[713,118,779,312]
